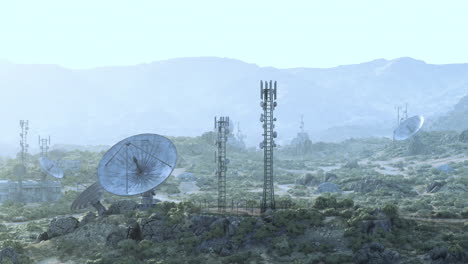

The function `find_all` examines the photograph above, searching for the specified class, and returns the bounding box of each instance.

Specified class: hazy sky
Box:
[0,0,466,69]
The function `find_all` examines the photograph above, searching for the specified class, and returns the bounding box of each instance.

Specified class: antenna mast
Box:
[300,114,304,133]
[19,120,29,201]
[38,135,51,157]
[259,80,278,213]
[214,116,229,212]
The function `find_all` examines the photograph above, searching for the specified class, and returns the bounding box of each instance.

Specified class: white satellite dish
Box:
[393,115,424,141]
[39,157,64,179]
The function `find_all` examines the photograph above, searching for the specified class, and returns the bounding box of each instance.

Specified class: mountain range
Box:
[1,56,468,156]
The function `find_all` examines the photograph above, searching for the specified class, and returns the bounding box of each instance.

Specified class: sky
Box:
[0,0,467,69]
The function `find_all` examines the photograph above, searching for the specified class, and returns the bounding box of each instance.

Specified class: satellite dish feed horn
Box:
[393,115,424,141]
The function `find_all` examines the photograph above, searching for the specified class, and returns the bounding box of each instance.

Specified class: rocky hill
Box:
[1,57,468,156]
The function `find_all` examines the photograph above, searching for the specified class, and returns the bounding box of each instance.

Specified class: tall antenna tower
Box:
[214,116,230,212]
[19,120,29,164]
[18,120,29,201]
[300,114,304,133]
[38,135,51,157]
[259,80,278,213]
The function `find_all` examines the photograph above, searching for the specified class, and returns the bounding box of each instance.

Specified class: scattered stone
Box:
[429,247,448,260]
[436,164,454,173]
[316,182,342,194]
[126,220,142,241]
[79,211,97,226]
[107,200,138,215]
[426,181,445,193]
[351,177,415,195]
[324,172,338,182]
[106,229,128,247]
[296,173,320,186]
[360,219,392,234]
[353,242,400,264]
[48,216,79,238]
[176,172,197,181]
[36,231,49,242]
[459,129,468,143]
[427,246,468,264]
[0,247,19,264]
[343,160,359,169]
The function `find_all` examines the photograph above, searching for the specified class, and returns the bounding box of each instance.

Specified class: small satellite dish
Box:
[39,157,64,179]
[71,182,107,216]
[98,133,177,196]
[393,115,425,141]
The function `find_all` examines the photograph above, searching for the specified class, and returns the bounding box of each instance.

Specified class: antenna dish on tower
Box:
[98,133,177,196]
[393,115,424,141]
[39,157,64,179]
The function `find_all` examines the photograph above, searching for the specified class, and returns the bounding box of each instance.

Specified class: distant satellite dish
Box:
[98,133,177,196]
[393,115,425,141]
[39,157,64,179]
[71,182,106,216]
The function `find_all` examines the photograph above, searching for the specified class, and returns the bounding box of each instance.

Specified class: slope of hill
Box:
[429,94,468,131]
[1,57,468,156]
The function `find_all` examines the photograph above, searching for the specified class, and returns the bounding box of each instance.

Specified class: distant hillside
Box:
[429,94,468,131]
[1,57,468,156]
[51,144,110,153]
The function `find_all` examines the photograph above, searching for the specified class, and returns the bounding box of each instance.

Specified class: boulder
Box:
[353,242,400,264]
[0,247,19,264]
[48,216,79,238]
[426,181,445,193]
[126,220,142,241]
[107,200,138,215]
[436,164,454,173]
[316,182,342,194]
[79,211,97,226]
[324,172,338,182]
[344,160,359,169]
[36,231,49,242]
[106,229,128,247]
[459,129,468,143]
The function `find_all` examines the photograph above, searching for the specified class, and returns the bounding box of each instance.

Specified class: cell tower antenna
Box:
[214,116,229,212]
[18,120,29,201]
[236,122,245,143]
[259,80,278,213]
[404,103,408,120]
[300,115,304,133]
[38,135,51,157]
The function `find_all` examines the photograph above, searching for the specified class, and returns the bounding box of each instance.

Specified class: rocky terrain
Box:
[0,130,466,263]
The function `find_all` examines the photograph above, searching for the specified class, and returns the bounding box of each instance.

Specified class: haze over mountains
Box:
[1,56,468,156]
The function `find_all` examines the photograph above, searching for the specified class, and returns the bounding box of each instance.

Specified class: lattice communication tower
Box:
[259,80,278,213]
[214,116,230,212]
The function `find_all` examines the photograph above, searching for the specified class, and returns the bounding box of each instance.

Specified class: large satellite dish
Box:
[71,182,106,216]
[39,157,64,179]
[98,133,177,196]
[393,115,424,141]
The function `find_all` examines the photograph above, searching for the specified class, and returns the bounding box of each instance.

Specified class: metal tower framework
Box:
[39,136,51,157]
[260,80,278,213]
[19,120,29,201]
[19,120,29,164]
[214,116,229,212]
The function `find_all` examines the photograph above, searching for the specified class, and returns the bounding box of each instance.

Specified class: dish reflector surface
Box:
[394,115,424,141]
[71,182,103,210]
[98,133,177,196]
[39,157,64,178]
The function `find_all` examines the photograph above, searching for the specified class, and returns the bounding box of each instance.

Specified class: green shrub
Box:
[313,196,338,209]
